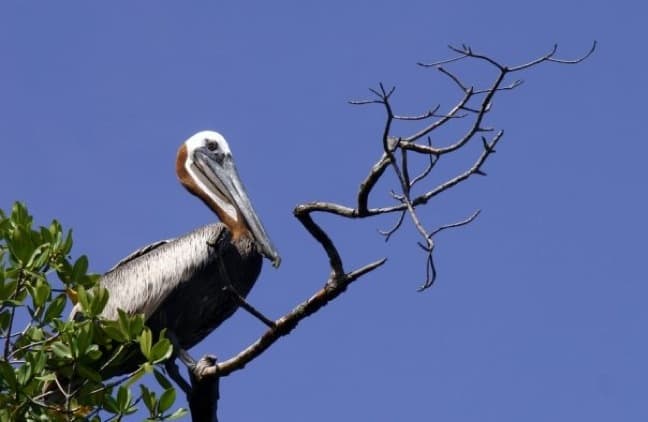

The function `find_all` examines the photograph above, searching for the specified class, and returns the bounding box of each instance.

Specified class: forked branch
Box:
[186,42,595,421]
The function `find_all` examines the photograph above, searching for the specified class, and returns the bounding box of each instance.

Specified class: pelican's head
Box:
[176,130,280,267]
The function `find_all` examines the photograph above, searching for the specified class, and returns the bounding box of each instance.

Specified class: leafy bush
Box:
[0,203,185,421]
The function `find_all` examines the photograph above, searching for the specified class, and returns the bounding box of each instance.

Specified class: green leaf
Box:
[76,285,89,313]
[140,385,156,414]
[35,373,56,383]
[51,342,72,359]
[86,273,101,285]
[16,362,32,386]
[55,258,73,285]
[149,337,173,364]
[0,208,8,229]
[32,279,50,308]
[116,385,132,412]
[25,243,50,270]
[43,294,66,323]
[61,229,73,255]
[117,309,131,341]
[0,360,17,389]
[167,407,189,420]
[32,244,51,269]
[0,310,10,331]
[71,255,89,282]
[24,325,44,343]
[40,226,52,244]
[158,388,175,414]
[68,336,79,359]
[11,202,31,227]
[85,344,102,361]
[8,227,32,264]
[50,220,61,237]
[130,313,144,337]
[76,322,92,356]
[102,394,119,414]
[89,286,109,316]
[101,321,127,343]
[139,327,152,360]
[0,279,18,301]
[30,350,46,374]
[77,363,102,383]
[153,369,172,390]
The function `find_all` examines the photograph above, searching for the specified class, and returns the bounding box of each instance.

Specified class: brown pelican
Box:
[71,130,280,376]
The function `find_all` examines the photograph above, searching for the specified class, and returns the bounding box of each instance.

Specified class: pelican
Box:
[71,130,280,374]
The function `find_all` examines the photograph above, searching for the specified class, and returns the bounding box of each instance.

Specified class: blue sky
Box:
[1,1,646,421]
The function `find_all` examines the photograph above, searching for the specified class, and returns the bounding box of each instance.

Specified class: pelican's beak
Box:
[194,148,281,268]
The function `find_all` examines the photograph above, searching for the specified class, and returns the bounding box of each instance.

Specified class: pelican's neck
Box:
[176,144,249,239]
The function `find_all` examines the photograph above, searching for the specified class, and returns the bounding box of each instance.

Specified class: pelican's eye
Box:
[206,140,219,151]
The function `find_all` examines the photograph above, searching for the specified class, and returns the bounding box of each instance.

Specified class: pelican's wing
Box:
[89,224,225,321]
[105,240,172,274]
[70,239,173,321]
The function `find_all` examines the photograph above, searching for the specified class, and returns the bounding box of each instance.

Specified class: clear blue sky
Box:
[1,1,646,421]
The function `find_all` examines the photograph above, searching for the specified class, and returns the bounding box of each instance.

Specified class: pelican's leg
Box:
[164,358,192,395]
[222,284,276,328]
[209,229,276,329]
[164,331,198,395]
[165,330,198,367]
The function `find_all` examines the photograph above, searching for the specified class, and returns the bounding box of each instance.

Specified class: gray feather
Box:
[105,240,172,274]
[71,223,263,350]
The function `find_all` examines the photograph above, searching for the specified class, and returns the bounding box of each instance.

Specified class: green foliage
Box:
[0,202,186,421]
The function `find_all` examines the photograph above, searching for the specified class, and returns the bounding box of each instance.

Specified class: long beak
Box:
[194,149,281,267]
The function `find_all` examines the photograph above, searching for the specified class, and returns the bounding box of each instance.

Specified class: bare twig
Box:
[438,66,470,92]
[379,210,406,241]
[393,105,441,121]
[509,41,597,72]
[417,53,465,67]
[402,87,474,144]
[473,79,523,94]
[410,138,438,187]
[430,210,482,238]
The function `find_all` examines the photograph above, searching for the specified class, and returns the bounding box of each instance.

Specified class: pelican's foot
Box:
[177,347,197,368]
[188,354,220,421]
[189,354,219,383]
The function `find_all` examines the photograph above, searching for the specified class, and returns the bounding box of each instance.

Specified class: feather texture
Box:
[72,223,262,350]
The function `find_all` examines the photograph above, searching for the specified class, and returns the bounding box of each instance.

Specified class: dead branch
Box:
[185,42,595,420]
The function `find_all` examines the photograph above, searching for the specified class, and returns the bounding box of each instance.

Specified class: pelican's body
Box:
[71,130,279,365]
[99,223,262,350]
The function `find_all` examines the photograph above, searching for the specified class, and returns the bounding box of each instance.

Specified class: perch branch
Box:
[198,258,387,378]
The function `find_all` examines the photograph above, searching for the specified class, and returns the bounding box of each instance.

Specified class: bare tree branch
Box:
[508,41,597,71]
[184,42,595,420]
[293,206,345,277]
